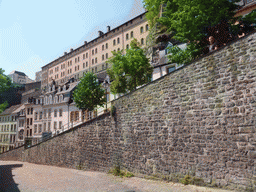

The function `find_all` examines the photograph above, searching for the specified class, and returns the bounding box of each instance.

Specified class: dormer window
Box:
[49,95,52,104]
[59,95,63,102]
[55,96,58,103]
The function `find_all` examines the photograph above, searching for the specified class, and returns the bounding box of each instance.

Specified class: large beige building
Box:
[41,12,149,89]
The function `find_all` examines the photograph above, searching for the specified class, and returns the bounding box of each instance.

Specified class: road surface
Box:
[0,160,233,192]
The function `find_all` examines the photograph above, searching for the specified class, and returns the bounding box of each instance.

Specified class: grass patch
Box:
[108,166,134,178]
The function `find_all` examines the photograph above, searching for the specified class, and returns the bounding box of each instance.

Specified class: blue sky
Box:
[0,0,145,79]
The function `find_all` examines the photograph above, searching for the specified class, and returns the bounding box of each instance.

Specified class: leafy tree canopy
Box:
[73,72,106,111]
[107,39,153,94]
[143,0,256,64]
[0,68,14,113]
[0,68,13,93]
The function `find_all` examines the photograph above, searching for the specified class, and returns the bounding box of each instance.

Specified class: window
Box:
[92,50,94,55]
[31,108,33,115]
[86,62,88,67]
[126,44,129,49]
[140,26,144,33]
[95,67,97,72]
[59,109,63,117]
[131,31,134,38]
[146,24,149,31]
[44,109,47,118]
[75,111,79,121]
[102,64,105,70]
[49,94,54,104]
[95,57,97,63]
[102,55,104,61]
[113,39,116,46]
[34,125,37,133]
[78,57,80,62]
[106,63,108,68]
[92,59,94,65]
[59,95,63,102]
[75,58,77,63]
[30,118,33,125]
[126,33,129,40]
[34,112,38,120]
[59,121,62,129]
[102,45,104,50]
[54,122,57,130]
[39,112,42,120]
[48,109,51,118]
[106,53,108,59]
[48,122,51,132]
[39,124,42,133]
[54,109,57,117]
[43,123,46,132]
[70,111,75,122]
[95,48,97,54]
[117,37,120,44]
[83,63,85,68]
[141,38,144,45]
[117,48,120,51]
[92,68,94,73]
[106,43,108,49]
[83,54,85,59]
[86,52,88,58]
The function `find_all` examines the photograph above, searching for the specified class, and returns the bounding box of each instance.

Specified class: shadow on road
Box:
[0,163,23,192]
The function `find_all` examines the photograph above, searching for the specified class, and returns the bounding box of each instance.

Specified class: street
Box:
[0,161,232,192]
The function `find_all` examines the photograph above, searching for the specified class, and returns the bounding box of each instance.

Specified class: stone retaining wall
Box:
[112,32,256,189]
[0,146,24,161]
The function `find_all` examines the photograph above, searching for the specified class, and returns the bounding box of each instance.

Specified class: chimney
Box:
[64,52,67,55]
[107,26,111,32]
[70,48,73,52]
[84,41,87,45]
[98,31,104,37]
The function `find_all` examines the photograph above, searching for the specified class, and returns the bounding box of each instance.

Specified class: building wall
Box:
[41,13,149,89]
[0,115,18,153]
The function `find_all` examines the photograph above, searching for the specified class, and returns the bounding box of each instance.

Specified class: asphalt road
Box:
[0,161,233,192]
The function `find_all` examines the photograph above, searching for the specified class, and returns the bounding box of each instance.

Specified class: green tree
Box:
[73,72,106,111]
[0,68,12,93]
[143,0,247,65]
[107,39,153,94]
[0,68,13,113]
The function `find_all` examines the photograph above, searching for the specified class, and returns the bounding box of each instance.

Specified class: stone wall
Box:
[113,32,256,189]
[1,32,256,190]
[22,113,116,172]
[0,146,24,161]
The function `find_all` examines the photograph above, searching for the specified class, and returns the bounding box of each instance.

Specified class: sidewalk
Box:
[0,161,233,192]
